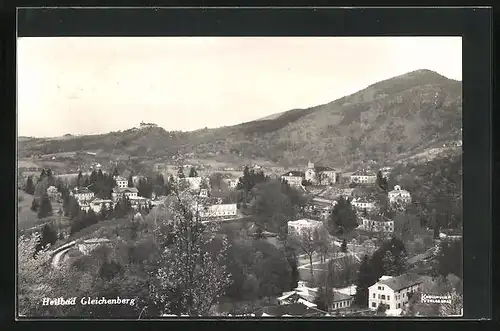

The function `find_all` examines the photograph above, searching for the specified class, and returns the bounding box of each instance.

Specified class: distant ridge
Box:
[18,69,462,167]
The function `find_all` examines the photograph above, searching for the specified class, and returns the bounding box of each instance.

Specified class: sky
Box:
[17,37,462,137]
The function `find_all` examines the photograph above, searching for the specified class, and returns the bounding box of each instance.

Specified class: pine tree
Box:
[39,169,46,182]
[354,255,374,307]
[35,224,58,253]
[113,167,119,178]
[25,176,35,195]
[37,195,53,219]
[30,198,39,212]
[188,167,198,178]
[314,285,328,311]
[128,174,134,187]
[97,169,104,182]
[328,196,358,236]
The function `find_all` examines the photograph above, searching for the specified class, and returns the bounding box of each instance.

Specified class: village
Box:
[18,154,463,318]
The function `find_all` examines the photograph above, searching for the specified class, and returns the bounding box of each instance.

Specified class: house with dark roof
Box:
[305,161,340,185]
[281,171,305,187]
[70,187,95,203]
[368,274,422,311]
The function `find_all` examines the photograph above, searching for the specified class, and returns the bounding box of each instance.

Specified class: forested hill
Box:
[18,69,462,167]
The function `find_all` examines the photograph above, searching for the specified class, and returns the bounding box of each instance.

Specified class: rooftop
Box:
[351,170,377,176]
[376,273,422,292]
[112,187,139,193]
[254,303,325,317]
[114,176,127,181]
[282,171,305,177]
[332,290,353,302]
[288,219,323,226]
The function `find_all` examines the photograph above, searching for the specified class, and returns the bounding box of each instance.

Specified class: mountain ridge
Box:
[18,69,462,168]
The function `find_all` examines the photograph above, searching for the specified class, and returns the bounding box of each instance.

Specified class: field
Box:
[17,189,64,231]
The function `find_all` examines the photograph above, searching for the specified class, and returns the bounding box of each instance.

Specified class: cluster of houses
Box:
[68,175,150,214]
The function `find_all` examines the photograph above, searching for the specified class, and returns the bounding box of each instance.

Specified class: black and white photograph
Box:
[17,35,464,318]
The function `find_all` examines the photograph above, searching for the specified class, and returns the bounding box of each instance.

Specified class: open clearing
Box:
[17,189,63,231]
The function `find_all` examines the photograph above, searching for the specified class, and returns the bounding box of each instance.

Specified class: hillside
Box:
[18,69,462,168]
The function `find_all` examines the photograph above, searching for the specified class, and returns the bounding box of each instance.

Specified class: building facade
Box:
[350,170,377,184]
[199,203,238,219]
[287,219,323,237]
[368,274,422,311]
[281,171,305,187]
[304,162,339,185]
[388,185,412,205]
[111,187,139,202]
[89,199,115,214]
[358,216,394,233]
[351,197,377,211]
[114,176,128,189]
[70,187,95,203]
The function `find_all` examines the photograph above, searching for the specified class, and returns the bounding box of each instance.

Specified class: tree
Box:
[77,170,83,187]
[25,176,35,195]
[113,167,120,177]
[370,236,409,278]
[37,195,53,219]
[314,285,328,311]
[177,166,185,179]
[435,239,462,278]
[341,239,348,253]
[376,303,389,315]
[35,224,58,253]
[18,233,66,316]
[328,196,358,236]
[289,227,318,281]
[188,167,198,178]
[254,227,265,240]
[128,174,134,187]
[30,198,39,212]
[150,188,232,316]
[354,255,375,307]
[316,227,330,263]
[376,171,388,191]
[439,289,463,316]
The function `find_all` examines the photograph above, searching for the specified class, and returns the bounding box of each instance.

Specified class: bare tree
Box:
[289,227,319,282]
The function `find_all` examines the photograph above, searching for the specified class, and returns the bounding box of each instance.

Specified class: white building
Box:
[368,274,422,311]
[113,175,128,189]
[351,197,377,211]
[358,215,394,233]
[223,178,239,190]
[380,167,393,178]
[128,196,149,210]
[287,219,323,237]
[111,187,138,202]
[388,185,412,205]
[281,171,305,187]
[305,162,339,185]
[198,203,238,219]
[350,170,377,184]
[89,198,114,214]
[70,187,95,203]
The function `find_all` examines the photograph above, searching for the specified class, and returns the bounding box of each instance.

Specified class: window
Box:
[378,294,380,299]
[373,293,376,298]
[387,296,390,300]
[378,286,382,290]
[398,303,401,308]
[372,302,376,308]
[381,295,385,300]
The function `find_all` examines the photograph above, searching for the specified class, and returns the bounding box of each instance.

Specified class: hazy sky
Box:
[17,37,462,137]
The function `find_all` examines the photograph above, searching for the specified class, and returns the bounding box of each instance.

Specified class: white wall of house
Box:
[368,281,421,310]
